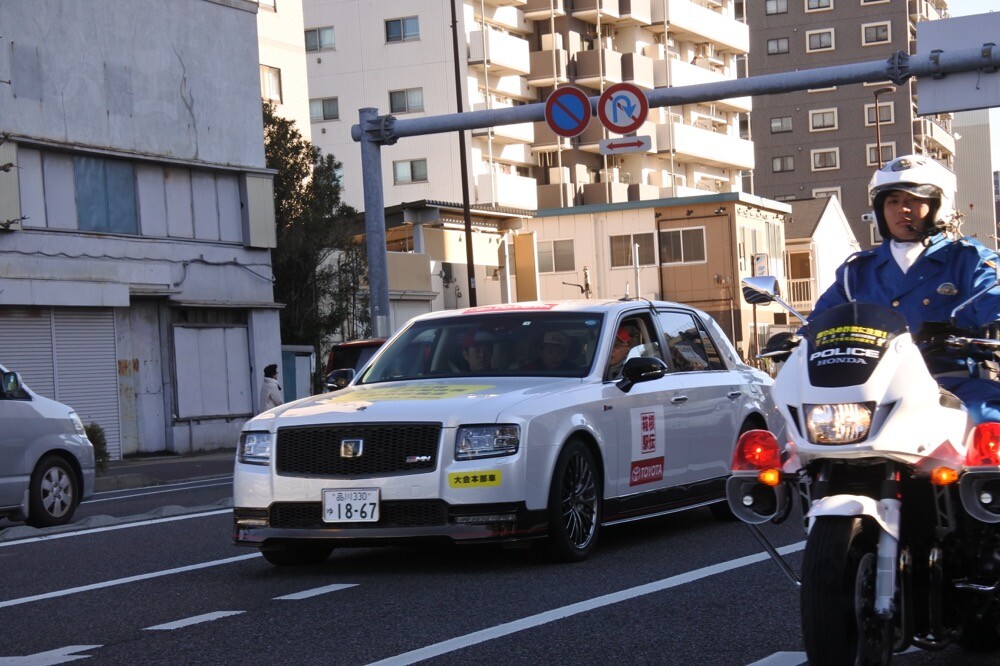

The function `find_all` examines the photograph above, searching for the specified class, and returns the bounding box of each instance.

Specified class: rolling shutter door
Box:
[391,301,431,333]
[53,309,121,459]
[0,309,56,397]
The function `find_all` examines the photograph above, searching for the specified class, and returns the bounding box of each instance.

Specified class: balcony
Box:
[622,52,654,89]
[574,48,622,88]
[651,0,749,55]
[619,0,652,25]
[916,117,956,155]
[537,183,577,209]
[469,29,530,76]
[786,277,817,313]
[572,0,620,23]
[628,183,660,201]
[490,73,534,101]
[532,120,572,152]
[528,49,569,87]
[476,172,538,209]
[582,181,630,205]
[486,0,527,6]
[471,103,535,144]
[654,121,754,170]
[576,118,606,153]
[652,57,750,112]
[524,0,566,19]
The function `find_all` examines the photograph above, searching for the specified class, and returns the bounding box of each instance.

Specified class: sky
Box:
[947,0,1000,166]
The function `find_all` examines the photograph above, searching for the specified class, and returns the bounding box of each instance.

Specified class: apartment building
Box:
[303,0,753,214]
[258,0,313,140]
[747,0,956,248]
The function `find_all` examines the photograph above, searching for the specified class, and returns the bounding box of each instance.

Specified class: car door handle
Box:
[727,391,742,399]
[670,395,688,404]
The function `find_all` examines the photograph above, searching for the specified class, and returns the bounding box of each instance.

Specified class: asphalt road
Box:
[1,484,995,665]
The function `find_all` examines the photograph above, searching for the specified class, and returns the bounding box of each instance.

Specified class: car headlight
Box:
[455,425,519,460]
[239,432,273,465]
[805,403,873,444]
[69,411,88,438]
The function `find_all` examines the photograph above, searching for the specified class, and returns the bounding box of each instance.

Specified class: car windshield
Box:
[358,312,605,383]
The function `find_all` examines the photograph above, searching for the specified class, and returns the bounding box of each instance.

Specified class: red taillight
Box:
[733,429,781,471]
[968,422,1000,467]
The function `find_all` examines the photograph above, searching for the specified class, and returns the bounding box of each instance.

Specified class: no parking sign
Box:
[544,86,592,138]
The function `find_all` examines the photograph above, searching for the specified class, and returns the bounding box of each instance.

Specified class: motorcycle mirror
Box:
[741,276,780,305]
[950,273,1000,324]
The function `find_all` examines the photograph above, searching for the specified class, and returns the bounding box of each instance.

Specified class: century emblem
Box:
[340,439,364,458]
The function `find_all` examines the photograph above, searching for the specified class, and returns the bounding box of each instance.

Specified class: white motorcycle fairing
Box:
[806,494,901,540]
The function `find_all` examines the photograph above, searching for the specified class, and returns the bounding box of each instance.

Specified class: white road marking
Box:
[0,509,232,548]
[0,644,102,665]
[747,652,805,666]
[367,541,807,666]
[144,611,244,631]
[0,554,259,609]
[275,583,357,600]
[84,480,232,503]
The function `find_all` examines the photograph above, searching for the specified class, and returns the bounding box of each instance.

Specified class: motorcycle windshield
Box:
[803,302,909,388]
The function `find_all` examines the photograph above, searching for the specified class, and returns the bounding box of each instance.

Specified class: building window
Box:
[805,0,832,11]
[772,156,794,172]
[74,156,138,234]
[389,88,424,114]
[765,0,787,14]
[538,239,575,273]
[862,22,891,46]
[659,228,706,265]
[813,187,842,199]
[811,148,840,171]
[806,29,835,52]
[305,27,335,52]
[865,101,894,126]
[385,16,419,43]
[770,116,792,133]
[862,0,889,4]
[610,233,655,268]
[867,142,896,166]
[809,108,838,131]
[259,65,282,103]
[767,37,789,55]
[309,97,339,121]
[393,159,428,184]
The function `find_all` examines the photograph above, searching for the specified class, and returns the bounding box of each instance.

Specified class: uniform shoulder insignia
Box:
[845,248,876,263]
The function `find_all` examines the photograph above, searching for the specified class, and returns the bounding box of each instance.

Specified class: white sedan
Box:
[233,300,784,565]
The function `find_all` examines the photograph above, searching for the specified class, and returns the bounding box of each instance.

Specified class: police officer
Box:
[810,154,1000,422]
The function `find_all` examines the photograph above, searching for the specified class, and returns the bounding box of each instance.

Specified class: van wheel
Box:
[26,455,79,527]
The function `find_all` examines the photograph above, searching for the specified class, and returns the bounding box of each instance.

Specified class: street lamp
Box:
[872,86,896,168]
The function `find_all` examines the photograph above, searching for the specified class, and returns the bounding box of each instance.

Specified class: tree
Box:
[262,102,369,382]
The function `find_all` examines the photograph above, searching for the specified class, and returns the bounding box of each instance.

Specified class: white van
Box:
[0,365,96,527]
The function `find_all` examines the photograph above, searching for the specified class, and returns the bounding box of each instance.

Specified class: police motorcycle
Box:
[728,275,1000,665]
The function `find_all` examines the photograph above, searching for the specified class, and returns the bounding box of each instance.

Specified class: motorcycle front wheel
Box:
[801,516,893,666]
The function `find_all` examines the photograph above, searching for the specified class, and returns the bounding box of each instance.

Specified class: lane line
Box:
[0,644,103,665]
[84,481,232,504]
[0,509,232,548]
[748,652,806,666]
[0,554,259,609]
[144,611,244,631]
[367,541,805,666]
[275,584,357,601]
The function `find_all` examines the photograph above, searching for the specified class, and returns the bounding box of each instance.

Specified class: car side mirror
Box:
[741,276,780,305]
[324,368,355,392]
[2,371,22,396]
[616,357,668,393]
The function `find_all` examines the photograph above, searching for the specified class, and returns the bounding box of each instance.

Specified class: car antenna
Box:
[619,282,631,301]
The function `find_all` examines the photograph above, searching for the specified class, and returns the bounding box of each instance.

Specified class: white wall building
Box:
[0,0,279,458]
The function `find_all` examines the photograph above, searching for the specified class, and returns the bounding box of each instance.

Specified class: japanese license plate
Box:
[322,488,380,523]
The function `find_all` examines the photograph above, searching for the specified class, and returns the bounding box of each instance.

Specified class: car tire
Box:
[26,454,79,528]
[544,438,601,563]
[260,542,335,566]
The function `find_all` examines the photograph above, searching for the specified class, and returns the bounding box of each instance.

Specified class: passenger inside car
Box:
[462,331,494,372]
[524,331,577,371]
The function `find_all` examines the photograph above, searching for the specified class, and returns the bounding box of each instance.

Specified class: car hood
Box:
[247,377,586,430]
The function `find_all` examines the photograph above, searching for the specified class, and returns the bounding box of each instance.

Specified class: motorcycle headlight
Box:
[239,432,273,465]
[455,425,519,460]
[805,403,874,444]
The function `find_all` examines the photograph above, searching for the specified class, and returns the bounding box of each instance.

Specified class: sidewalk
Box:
[95,449,236,492]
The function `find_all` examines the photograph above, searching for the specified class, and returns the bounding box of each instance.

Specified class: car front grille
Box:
[269,500,448,528]
[276,423,441,476]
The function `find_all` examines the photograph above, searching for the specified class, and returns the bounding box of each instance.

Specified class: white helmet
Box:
[868,154,957,240]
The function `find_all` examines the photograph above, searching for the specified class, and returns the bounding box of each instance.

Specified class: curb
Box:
[94,474,160,493]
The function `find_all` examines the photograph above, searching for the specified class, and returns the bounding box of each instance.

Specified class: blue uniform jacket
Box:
[811,233,1000,332]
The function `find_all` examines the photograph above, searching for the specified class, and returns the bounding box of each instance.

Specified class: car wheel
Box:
[545,438,601,563]
[26,455,79,527]
[260,542,335,566]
